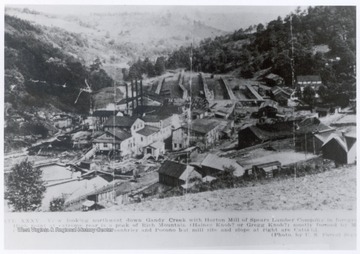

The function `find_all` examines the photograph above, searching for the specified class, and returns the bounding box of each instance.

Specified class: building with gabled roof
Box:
[321,131,356,164]
[103,116,145,135]
[92,129,132,156]
[172,118,229,151]
[258,100,278,117]
[294,116,334,153]
[158,160,202,188]
[199,154,245,177]
[270,86,292,106]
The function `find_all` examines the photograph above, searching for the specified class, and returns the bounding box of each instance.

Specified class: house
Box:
[199,154,245,177]
[172,118,227,151]
[258,100,278,118]
[270,86,292,106]
[297,75,322,91]
[321,131,356,164]
[133,125,163,155]
[92,128,132,157]
[158,160,202,188]
[264,73,284,86]
[103,116,144,135]
[296,75,323,99]
[144,141,165,160]
[245,161,281,179]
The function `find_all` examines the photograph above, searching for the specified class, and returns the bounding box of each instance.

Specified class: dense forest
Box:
[128,6,356,105]
[5,15,114,114]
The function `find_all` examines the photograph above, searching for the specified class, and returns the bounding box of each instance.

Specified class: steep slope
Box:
[4,15,113,114]
[107,165,356,211]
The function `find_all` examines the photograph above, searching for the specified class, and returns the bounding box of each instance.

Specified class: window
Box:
[174,143,177,148]
[141,137,143,142]
[104,143,108,148]
[179,144,182,149]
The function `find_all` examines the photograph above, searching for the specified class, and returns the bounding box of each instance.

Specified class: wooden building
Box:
[258,100,278,118]
[245,161,281,179]
[158,160,202,188]
[321,131,356,164]
[199,154,245,177]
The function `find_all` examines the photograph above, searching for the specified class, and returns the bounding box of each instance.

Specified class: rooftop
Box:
[158,160,192,179]
[103,116,138,128]
[253,161,281,168]
[93,129,131,143]
[147,141,164,149]
[259,100,279,109]
[136,125,160,136]
[297,75,322,82]
[322,133,356,152]
[185,118,220,134]
[201,154,245,177]
[92,110,118,117]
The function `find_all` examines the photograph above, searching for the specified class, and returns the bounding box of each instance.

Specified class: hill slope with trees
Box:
[158,6,355,106]
[5,15,114,114]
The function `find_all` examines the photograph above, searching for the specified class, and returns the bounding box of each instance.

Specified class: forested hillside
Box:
[126,6,355,106]
[5,15,113,114]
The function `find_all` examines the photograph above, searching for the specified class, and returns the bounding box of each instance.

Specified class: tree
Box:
[256,23,265,33]
[49,197,65,212]
[5,160,46,211]
[90,57,102,72]
[302,86,316,106]
[154,56,166,76]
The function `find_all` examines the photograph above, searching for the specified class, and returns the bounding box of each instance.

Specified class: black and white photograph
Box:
[2,1,357,250]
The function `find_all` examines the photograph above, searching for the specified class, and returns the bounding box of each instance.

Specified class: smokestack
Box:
[135,78,139,109]
[131,80,134,115]
[125,82,129,115]
[140,79,143,106]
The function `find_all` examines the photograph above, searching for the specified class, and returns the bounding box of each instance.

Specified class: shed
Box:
[246,161,281,179]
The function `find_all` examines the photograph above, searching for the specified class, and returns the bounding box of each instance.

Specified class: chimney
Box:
[140,79,143,106]
[125,82,129,115]
[131,80,134,115]
[135,78,139,109]
[341,130,346,137]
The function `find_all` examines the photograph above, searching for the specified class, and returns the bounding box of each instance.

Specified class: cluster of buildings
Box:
[12,70,355,212]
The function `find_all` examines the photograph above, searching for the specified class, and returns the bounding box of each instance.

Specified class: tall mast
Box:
[290,14,297,182]
[112,80,117,203]
[185,23,194,194]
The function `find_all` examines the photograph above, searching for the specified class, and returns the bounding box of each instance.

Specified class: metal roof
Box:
[103,116,138,128]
